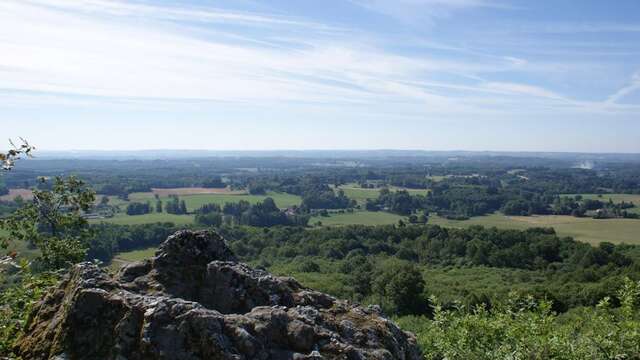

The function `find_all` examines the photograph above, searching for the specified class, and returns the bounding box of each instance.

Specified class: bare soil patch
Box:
[0,188,33,201]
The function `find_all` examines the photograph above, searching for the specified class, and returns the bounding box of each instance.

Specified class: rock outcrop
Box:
[16,230,421,360]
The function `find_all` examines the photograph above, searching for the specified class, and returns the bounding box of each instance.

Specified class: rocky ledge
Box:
[16,230,421,360]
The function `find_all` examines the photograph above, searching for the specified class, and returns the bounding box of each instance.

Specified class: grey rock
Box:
[16,230,421,360]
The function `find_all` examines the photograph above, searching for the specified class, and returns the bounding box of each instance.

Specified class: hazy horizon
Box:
[2,0,639,152]
[29,148,640,157]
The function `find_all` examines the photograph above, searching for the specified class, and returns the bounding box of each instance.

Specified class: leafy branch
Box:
[0,138,34,171]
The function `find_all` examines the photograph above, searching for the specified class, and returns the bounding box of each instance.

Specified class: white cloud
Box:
[0,0,637,120]
[0,0,494,111]
[21,0,340,30]
[484,82,566,100]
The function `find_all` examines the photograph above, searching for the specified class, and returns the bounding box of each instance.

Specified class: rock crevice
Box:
[16,230,421,360]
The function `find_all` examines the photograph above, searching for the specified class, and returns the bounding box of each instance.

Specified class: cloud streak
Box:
[0,0,638,122]
[606,71,640,105]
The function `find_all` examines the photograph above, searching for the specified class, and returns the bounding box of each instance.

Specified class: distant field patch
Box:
[93,191,301,225]
[116,247,157,262]
[109,247,157,271]
[390,187,430,195]
[337,183,430,204]
[426,175,447,182]
[0,188,33,201]
[563,194,640,214]
[90,212,195,225]
[310,210,405,226]
[337,187,382,204]
[564,193,640,203]
[150,187,244,196]
[429,213,640,245]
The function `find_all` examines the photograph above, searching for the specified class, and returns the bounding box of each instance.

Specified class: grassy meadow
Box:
[563,193,640,214]
[90,212,195,225]
[337,183,430,205]
[108,247,157,271]
[99,190,640,265]
[115,247,157,262]
[91,191,302,225]
[310,210,406,226]
[430,213,640,245]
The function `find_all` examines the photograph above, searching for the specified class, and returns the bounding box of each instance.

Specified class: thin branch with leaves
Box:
[0,138,35,171]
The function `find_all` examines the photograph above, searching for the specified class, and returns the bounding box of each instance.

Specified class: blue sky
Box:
[1,0,639,152]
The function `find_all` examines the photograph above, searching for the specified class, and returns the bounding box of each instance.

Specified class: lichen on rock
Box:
[16,230,421,360]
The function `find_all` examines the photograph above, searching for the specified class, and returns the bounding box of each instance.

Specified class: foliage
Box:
[88,222,184,262]
[300,183,354,210]
[164,195,188,215]
[0,176,95,270]
[195,212,223,227]
[202,176,225,188]
[0,139,34,171]
[0,262,59,357]
[214,224,640,313]
[397,278,640,359]
[195,198,308,227]
[125,202,151,215]
[372,259,428,315]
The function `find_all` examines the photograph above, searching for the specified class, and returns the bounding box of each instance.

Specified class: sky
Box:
[1,0,639,152]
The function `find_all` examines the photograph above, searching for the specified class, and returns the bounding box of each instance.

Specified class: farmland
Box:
[563,193,640,214]
[108,247,157,271]
[310,210,405,226]
[289,209,640,245]
[0,188,33,201]
[429,213,640,245]
[91,191,302,225]
[337,183,430,204]
[90,212,195,225]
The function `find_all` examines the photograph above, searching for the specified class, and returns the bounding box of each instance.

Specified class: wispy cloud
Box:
[484,82,566,100]
[22,0,341,31]
[0,0,637,122]
[606,71,640,105]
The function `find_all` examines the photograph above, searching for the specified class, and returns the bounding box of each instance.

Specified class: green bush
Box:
[0,263,58,357]
[397,278,640,359]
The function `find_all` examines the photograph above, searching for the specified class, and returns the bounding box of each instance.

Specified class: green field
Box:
[337,184,430,204]
[308,210,640,245]
[337,187,382,204]
[90,212,195,225]
[116,247,157,262]
[109,247,157,271]
[91,191,301,226]
[97,195,129,208]
[430,213,640,245]
[310,210,406,226]
[128,191,301,212]
[563,194,640,214]
[426,175,447,182]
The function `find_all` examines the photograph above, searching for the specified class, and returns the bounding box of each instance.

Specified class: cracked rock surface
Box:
[16,230,421,360]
